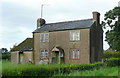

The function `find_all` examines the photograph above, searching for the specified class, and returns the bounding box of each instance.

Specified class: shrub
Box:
[2,62,104,77]
[2,53,11,60]
[103,51,120,59]
[106,58,120,66]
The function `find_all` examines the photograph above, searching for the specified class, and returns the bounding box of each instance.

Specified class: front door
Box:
[20,54,23,63]
[52,51,59,64]
[51,47,65,64]
[51,51,64,64]
[19,52,24,63]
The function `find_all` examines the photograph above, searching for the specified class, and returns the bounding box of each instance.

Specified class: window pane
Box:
[70,32,73,41]
[40,50,44,58]
[73,50,75,59]
[73,32,75,40]
[70,31,80,41]
[45,50,48,52]
[45,33,49,42]
[76,49,79,59]
[40,33,49,42]
[76,31,80,40]
[40,33,44,42]
[70,49,80,59]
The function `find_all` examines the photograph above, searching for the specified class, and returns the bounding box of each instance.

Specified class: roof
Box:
[33,19,95,33]
[10,38,33,52]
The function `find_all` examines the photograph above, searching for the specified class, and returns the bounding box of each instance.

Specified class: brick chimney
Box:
[37,18,46,28]
[92,11,100,25]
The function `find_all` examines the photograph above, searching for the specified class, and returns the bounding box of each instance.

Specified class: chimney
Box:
[37,18,46,28]
[92,11,100,25]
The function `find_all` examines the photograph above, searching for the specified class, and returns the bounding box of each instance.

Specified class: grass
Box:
[0,60,2,77]
[1,60,119,77]
[2,60,34,68]
[54,66,119,76]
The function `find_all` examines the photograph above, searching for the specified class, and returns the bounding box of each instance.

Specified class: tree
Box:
[0,48,10,60]
[102,6,120,51]
[0,48,8,54]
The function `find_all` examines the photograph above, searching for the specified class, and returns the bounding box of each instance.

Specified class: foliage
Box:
[2,53,11,60]
[2,60,104,77]
[103,51,120,59]
[0,48,8,53]
[106,58,120,67]
[55,67,119,76]
[0,60,2,76]
[102,7,120,51]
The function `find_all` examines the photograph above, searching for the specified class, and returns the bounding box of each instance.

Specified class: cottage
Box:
[32,11,103,64]
[11,38,33,63]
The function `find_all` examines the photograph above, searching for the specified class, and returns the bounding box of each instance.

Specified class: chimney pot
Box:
[37,18,46,28]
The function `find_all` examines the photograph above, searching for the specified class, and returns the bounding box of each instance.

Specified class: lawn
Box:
[54,66,119,76]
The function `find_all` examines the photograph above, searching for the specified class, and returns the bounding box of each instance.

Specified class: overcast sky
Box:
[0,0,119,51]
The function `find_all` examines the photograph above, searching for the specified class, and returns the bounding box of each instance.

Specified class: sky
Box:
[0,0,119,51]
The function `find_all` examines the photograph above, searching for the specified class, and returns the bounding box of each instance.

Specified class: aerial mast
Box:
[40,4,49,18]
[41,4,43,18]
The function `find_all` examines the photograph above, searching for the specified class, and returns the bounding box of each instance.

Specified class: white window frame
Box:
[70,30,80,41]
[40,49,48,59]
[70,49,80,59]
[40,33,49,42]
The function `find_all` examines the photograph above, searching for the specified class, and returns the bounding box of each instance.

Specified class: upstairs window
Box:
[40,33,49,42]
[70,30,80,41]
[70,49,80,60]
[40,49,48,59]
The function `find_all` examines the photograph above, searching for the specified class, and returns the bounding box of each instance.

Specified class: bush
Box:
[106,58,120,66]
[2,53,11,60]
[2,62,104,77]
[103,51,120,59]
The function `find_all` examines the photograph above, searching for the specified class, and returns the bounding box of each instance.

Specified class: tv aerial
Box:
[40,4,49,18]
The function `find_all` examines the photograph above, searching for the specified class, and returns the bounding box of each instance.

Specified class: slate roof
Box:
[10,38,33,52]
[33,19,95,33]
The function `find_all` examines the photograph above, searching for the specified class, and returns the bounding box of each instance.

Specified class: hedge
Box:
[2,53,11,60]
[106,58,120,67]
[103,51,120,59]
[2,62,104,77]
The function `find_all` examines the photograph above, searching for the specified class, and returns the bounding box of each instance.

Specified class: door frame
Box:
[51,47,65,64]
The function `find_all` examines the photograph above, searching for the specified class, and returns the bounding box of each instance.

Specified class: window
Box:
[70,49,79,59]
[40,33,49,42]
[70,30,80,41]
[40,49,48,59]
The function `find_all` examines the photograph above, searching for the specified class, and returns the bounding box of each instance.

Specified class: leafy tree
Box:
[0,48,8,54]
[0,48,10,60]
[102,6,120,51]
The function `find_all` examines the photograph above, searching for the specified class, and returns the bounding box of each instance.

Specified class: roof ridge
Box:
[33,18,94,33]
[26,37,33,39]
[46,18,93,25]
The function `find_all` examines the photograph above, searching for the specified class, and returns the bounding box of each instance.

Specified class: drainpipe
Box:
[59,51,60,64]
[50,52,52,64]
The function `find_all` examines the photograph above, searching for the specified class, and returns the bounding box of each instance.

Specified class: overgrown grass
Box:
[2,60,104,76]
[2,60,119,77]
[2,60,34,69]
[54,66,119,76]
[0,60,2,76]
